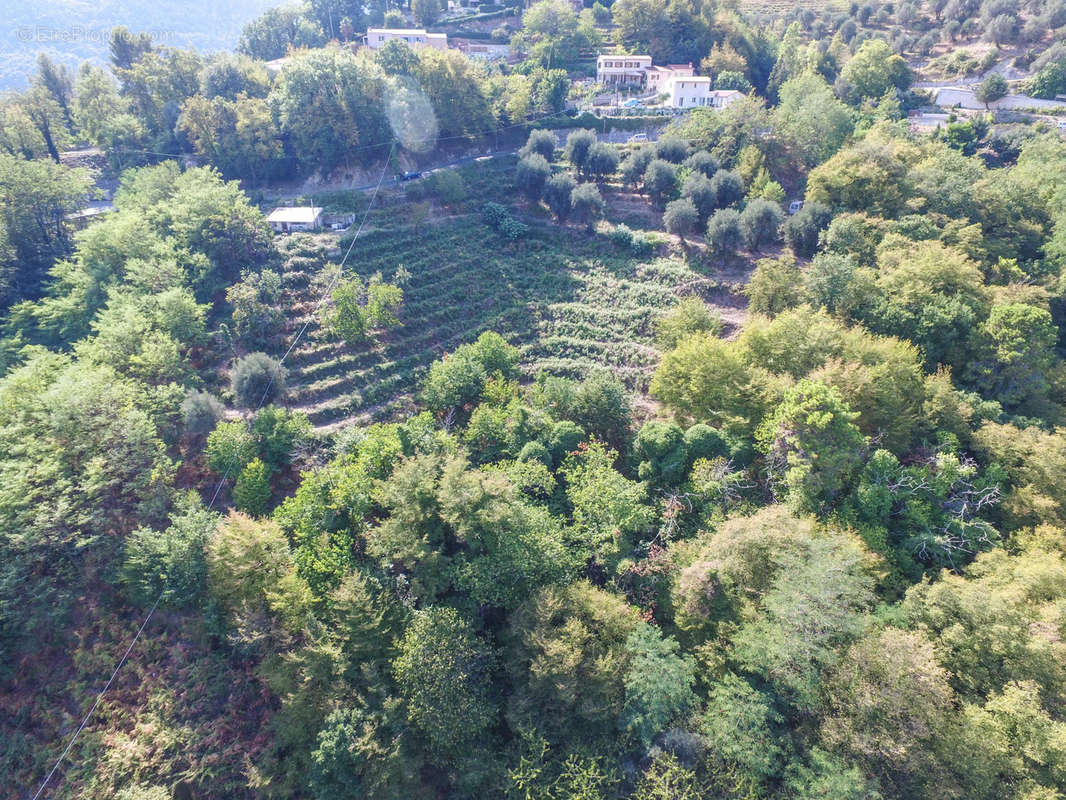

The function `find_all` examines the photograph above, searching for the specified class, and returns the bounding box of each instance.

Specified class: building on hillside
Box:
[266,206,323,233]
[453,39,511,60]
[665,78,745,109]
[646,63,694,93]
[596,54,653,87]
[65,205,114,230]
[707,89,745,108]
[363,28,448,50]
[666,76,712,108]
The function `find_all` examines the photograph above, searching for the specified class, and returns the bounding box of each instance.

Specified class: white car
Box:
[629,132,648,142]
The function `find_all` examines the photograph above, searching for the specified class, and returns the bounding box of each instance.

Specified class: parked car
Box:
[629,132,648,142]
[788,200,804,215]
[622,98,641,108]
[400,171,422,182]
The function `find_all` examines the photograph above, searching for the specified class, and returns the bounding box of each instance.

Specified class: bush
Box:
[706,208,743,256]
[585,142,620,180]
[571,182,605,231]
[740,199,784,250]
[430,169,466,204]
[656,296,723,350]
[664,198,699,240]
[655,135,690,164]
[631,233,655,258]
[481,201,510,228]
[182,390,224,438]
[545,173,576,221]
[206,421,256,475]
[517,440,553,467]
[516,154,551,200]
[233,457,272,516]
[565,129,598,175]
[621,146,655,188]
[252,406,312,471]
[120,496,215,608]
[783,201,832,259]
[231,352,286,408]
[681,173,716,222]
[610,223,634,248]
[520,129,557,161]
[683,150,720,178]
[643,159,677,207]
[710,169,745,209]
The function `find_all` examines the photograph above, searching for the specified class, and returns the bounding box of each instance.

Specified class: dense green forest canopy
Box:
[7,0,1066,798]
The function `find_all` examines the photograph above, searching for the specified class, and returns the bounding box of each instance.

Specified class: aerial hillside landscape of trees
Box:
[6,0,1066,798]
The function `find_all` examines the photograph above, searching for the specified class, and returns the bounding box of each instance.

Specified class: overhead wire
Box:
[29,141,398,800]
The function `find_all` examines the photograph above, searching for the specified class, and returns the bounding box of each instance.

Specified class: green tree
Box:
[0,153,90,307]
[621,624,696,747]
[732,530,874,710]
[412,0,441,25]
[756,379,866,513]
[544,172,576,221]
[393,607,496,759]
[740,198,784,250]
[746,254,803,314]
[706,207,743,257]
[664,198,699,241]
[505,581,641,750]
[966,303,1057,411]
[838,39,911,102]
[783,200,832,259]
[520,128,557,161]
[516,153,551,201]
[570,182,605,232]
[643,158,677,208]
[269,47,390,172]
[975,72,1008,108]
[234,457,273,516]
[565,128,598,176]
[231,352,287,409]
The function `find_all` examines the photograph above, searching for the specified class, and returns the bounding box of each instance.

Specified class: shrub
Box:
[182,390,224,438]
[231,352,286,408]
[783,201,832,259]
[516,154,551,200]
[683,150,720,178]
[233,457,272,516]
[631,234,655,258]
[545,173,576,221]
[643,159,677,208]
[430,169,466,204]
[565,129,598,175]
[707,208,743,256]
[206,421,256,475]
[740,199,784,251]
[521,129,557,161]
[571,182,605,231]
[656,296,723,350]
[664,198,699,240]
[517,440,553,466]
[655,135,690,164]
[710,169,745,209]
[609,223,634,248]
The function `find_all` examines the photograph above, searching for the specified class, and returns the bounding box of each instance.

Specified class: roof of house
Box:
[266,206,323,224]
[368,27,430,35]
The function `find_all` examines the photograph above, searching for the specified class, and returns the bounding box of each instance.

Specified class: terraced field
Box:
[282,213,734,429]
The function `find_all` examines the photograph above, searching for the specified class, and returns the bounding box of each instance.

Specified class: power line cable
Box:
[29,141,397,800]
